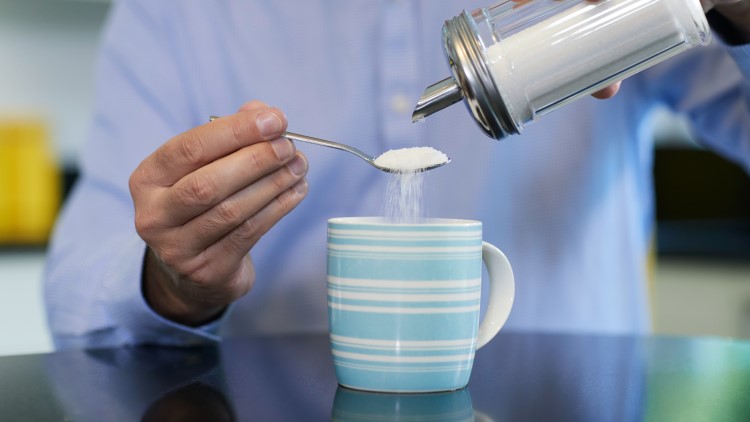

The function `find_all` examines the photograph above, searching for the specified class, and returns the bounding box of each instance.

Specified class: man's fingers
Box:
[178,152,308,251]
[160,137,296,225]
[144,107,288,187]
[591,81,622,100]
[187,177,309,283]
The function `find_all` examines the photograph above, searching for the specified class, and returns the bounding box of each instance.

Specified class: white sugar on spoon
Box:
[373,147,450,173]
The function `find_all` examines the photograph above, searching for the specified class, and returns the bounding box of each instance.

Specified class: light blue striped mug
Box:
[327,217,515,393]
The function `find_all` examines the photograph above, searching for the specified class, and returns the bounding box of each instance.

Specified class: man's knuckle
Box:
[128,169,144,193]
[214,201,241,226]
[192,217,218,238]
[157,244,183,268]
[178,135,207,166]
[134,211,159,236]
[134,215,149,236]
[228,118,247,146]
[236,218,259,240]
[273,191,294,215]
[226,218,259,251]
[181,176,218,207]
[182,254,212,285]
[269,169,289,190]
[245,148,265,171]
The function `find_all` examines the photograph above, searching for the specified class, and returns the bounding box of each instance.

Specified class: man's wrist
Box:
[142,248,226,327]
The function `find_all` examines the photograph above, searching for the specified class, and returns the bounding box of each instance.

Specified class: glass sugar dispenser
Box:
[413,0,711,140]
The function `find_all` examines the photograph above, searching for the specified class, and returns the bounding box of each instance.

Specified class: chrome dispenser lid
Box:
[412,10,518,140]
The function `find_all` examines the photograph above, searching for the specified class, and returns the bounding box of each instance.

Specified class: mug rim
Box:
[328,217,481,227]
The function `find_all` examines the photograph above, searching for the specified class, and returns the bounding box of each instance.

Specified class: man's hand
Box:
[591,81,622,100]
[129,101,309,326]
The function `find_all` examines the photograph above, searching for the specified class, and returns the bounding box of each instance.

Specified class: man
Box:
[45,0,750,349]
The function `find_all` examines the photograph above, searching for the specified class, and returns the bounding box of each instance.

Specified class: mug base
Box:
[337,382,468,394]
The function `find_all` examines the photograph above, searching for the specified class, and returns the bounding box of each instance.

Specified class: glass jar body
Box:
[469,0,710,130]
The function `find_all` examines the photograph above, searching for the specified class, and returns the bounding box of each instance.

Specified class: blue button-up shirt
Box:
[44,0,750,349]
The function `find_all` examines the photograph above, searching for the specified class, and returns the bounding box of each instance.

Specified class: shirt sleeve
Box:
[726,43,750,81]
[44,0,225,350]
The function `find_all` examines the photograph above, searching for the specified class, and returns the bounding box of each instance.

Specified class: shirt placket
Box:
[378,1,425,149]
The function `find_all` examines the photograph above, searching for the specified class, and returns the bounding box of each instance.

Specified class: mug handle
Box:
[476,241,515,350]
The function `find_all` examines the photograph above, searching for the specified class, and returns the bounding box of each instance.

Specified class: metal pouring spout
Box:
[411,77,464,123]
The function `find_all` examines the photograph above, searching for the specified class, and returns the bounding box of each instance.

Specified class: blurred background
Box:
[1,0,749,356]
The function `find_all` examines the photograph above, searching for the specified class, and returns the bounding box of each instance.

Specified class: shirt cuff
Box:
[99,233,224,347]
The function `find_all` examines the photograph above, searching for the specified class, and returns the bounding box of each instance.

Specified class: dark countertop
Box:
[1,332,749,421]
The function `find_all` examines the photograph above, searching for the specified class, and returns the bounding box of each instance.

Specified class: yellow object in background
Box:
[0,118,61,245]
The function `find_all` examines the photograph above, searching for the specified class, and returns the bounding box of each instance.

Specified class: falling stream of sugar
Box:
[383,171,425,224]
[376,146,448,223]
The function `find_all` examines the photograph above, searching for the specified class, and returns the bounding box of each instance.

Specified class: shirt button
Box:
[390,93,412,115]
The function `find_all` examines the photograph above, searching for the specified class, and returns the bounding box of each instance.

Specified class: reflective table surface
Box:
[1,332,749,421]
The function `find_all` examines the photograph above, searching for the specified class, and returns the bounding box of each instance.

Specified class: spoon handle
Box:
[209,115,378,166]
[283,132,374,163]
